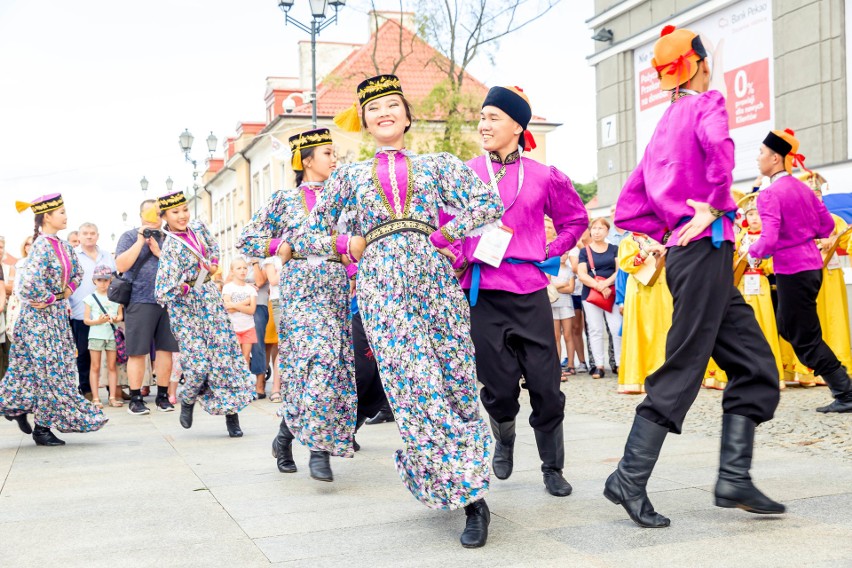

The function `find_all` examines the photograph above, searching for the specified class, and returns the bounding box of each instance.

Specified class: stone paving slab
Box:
[0,384,850,567]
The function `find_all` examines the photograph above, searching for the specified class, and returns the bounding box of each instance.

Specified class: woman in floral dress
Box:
[1,194,107,445]
[154,191,253,437]
[237,127,356,482]
[293,75,503,548]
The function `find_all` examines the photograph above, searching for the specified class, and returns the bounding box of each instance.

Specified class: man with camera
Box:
[114,200,178,414]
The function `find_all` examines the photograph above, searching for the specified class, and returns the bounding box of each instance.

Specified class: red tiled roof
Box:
[292,19,490,118]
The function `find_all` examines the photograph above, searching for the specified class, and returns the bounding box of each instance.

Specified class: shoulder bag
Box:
[108,247,148,306]
[585,245,616,313]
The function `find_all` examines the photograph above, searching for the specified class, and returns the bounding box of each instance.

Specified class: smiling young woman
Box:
[1,194,108,446]
[238,128,357,482]
[295,74,503,548]
[154,191,253,438]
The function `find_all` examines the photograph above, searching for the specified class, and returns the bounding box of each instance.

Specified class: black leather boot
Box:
[534,425,573,497]
[490,417,516,480]
[309,451,333,482]
[714,414,785,514]
[353,415,367,452]
[225,413,243,438]
[5,413,32,434]
[271,418,297,473]
[365,403,394,425]
[179,402,194,429]
[816,366,852,413]
[459,499,490,548]
[32,425,65,446]
[603,414,670,527]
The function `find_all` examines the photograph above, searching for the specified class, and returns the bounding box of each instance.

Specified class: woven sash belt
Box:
[365,218,436,248]
[291,252,342,263]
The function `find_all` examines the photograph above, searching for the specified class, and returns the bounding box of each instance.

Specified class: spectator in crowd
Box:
[222,257,258,365]
[67,230,80,248]
[69,222,115,399]
[3,236,33,346]
[607,204,630,247]
[567,233,589,373]
[115,200,178,414]
[263,255,282,403]
[6,236,33,296]
[546,219,576,380]
[83,265,123,407]
[577,218,622,379]
[0,235,7,378]
[245,257,270,398]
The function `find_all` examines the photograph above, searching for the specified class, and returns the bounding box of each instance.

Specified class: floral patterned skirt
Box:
[0,302,107,432]
[277,262,356,457]
[358,239,491,510]
[170,286,254,415]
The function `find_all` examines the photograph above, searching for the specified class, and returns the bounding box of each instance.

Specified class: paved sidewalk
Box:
[1,382,850,567]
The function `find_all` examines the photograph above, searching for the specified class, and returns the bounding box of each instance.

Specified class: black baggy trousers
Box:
[470,288,565,433]
[636,238,780,434]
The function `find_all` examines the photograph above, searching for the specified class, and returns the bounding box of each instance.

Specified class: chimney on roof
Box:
[298,41,360,92]
[368,10,417,34]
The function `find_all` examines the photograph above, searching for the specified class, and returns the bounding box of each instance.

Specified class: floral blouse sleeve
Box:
[291,165,359,257]
[237,190,292,258]
[65,240,83,292]
[428,152,503,248]
[18,238,54,303]
[154,238,186,305]
[193,220,220,263]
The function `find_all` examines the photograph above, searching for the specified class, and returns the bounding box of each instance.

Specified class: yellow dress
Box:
[703,231,784,390]
[782,214,852,386]
[616,237,673,394]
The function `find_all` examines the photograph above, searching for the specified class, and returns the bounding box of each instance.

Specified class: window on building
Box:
[262,165,271,203]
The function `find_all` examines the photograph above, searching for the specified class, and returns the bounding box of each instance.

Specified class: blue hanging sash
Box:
[672,211,735,248]
[468,255,562,306]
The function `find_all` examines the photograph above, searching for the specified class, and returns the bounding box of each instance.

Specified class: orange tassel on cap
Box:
[333,102,362,133]
[15,201,33,213]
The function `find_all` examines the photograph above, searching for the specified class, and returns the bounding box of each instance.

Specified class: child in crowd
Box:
[222,257,257,365]
[83,265,123,407]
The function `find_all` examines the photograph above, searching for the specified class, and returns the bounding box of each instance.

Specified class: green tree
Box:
[416,1,561,157]
[573,179,597,204]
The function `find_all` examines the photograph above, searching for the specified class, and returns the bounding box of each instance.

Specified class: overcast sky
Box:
[0,0,596,253]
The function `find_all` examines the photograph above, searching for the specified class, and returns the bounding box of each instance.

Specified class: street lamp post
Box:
[277,0,347,128]
[178,129,218,217]
[140,176,149,194]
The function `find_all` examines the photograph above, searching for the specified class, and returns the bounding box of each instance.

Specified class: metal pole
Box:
[311,18,318,128]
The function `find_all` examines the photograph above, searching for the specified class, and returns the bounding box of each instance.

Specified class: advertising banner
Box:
[634,0,773,181]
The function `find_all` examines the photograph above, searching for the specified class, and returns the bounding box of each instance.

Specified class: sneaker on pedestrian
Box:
[560,358,569,368]
[577,362,589,373]
[127,397,150,415]
[156,394,175,412]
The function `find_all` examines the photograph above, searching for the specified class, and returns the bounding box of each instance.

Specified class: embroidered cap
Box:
[288,128,333,171]
[763,128,809,174]
[652,25,707,91]
[15,193,64,215]
[157,191,188,212]
[481,85,537,150]
[799,171,828,194]
[333,74,404,133]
